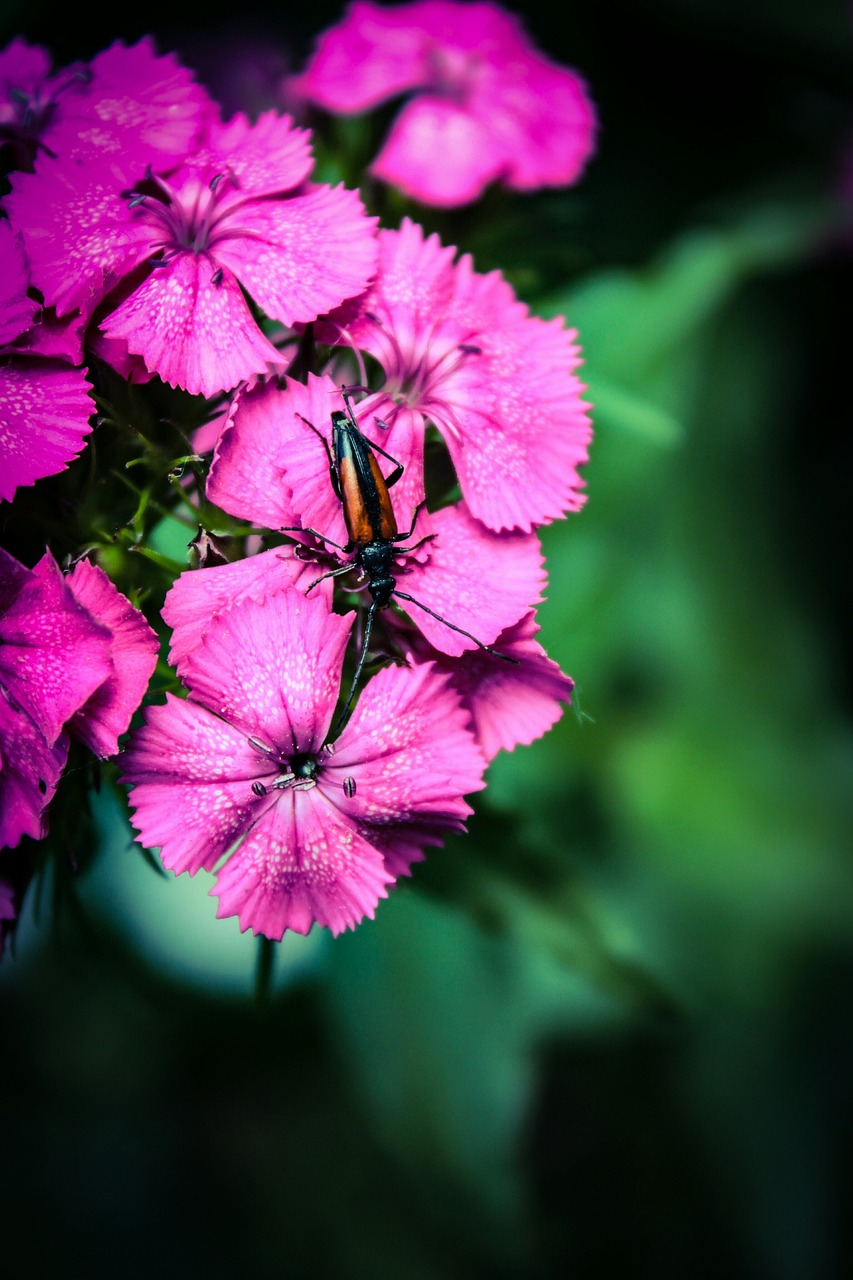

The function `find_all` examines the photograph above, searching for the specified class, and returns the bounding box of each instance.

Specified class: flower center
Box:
[248,738,322,797]
[126,169,239,257]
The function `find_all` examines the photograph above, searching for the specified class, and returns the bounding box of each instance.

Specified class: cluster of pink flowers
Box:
[0,3,596,946]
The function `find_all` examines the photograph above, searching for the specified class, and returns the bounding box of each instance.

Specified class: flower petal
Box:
[0,362,94,503]
[180,588,352,752]
[205,376,326,532]
[190,109,312,198]
[65,559,159,757]
[213,183,378,328]
[122,693,269,875]
[329,658,485,824]
[397,502,545,654]
[102,253,283,396]
[163,546,329,675]
[42,37,213,175]
[0,692,68,850]
[288,0,430,111]
[444,610,573,760]
[0,549,112,745]
[212,787,393,937]
[371,95,499,207]
[0,221,37,346]
[6,156,154,319]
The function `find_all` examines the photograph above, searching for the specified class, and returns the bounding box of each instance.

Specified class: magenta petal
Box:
[0,550,112,745]
[163,547,329,674]
[289,0,430,111]
[42,37,213,174]
[180,589,352,751]
[446,611,573,760]
[0,221,37,345]
[65,559,159,757]
[372,95,499,207]
[213,183,378,328]
[0,692,68,850]
[0,39,51,101]
[481,56,597,191]
[330,659,485,822]
[212,787,393,938]
[15,309,86,364]
[206,378,318,531]
[193,110,313,197]
[6,157,154,319]
[102,254,283,396]
[122,694,267,875]
[0,363,94,503]
[398,503,545,655]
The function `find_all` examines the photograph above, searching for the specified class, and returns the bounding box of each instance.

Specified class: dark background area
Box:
[1,2,851,1276]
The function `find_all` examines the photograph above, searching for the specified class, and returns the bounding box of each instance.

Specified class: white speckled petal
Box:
[0,549,112,746]
[212,785,393,938]
[122,692,272,875]
[102,253,283,396]
[328,659,485,825]
[180,588,352,753]
[163,547,329,676]
[6,156,154,319]
[0,363,94,503]
[213,183,378,328]
[397,502,545,655]
[65,559,159,758]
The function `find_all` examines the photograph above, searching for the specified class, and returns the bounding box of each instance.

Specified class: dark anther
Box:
[458,343,481,355]
[209,172,224,192]
[128,193,148,208]
[252,781,268,798]
[343,776,356,799]
[211,267,224,286]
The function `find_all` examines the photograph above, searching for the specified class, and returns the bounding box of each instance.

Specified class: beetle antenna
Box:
[392,591,519,663]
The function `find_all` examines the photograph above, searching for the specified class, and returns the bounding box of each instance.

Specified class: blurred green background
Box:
[1,1,851,1276]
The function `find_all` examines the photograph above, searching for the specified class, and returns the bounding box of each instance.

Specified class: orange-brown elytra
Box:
[290,388,517,740]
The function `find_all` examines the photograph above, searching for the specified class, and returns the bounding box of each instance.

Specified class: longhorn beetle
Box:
[289,389,518,739]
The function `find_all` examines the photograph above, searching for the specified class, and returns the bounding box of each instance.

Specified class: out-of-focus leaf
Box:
[543,204,830,436]
[323,890,626,1262]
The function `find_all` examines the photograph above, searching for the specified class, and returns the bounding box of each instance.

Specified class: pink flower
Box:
[320,219,592,532]
[0,222,94,503]
[62,558,160,758]
[0,690,68,851]
[290,0,597,207]
[7,109,378,395]
[409,610,574,760]
[161,545,328,675]
[0,547,159,852]
[122,586,486,938]
[206,375,546,656]
[0,37,211,175]
[0,548,113,750]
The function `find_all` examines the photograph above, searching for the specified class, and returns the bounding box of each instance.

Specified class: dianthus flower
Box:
[122,586,486,938]
[0,37,211,175]
[404,610,574,761]
[319,218,591,532]
[7,108,378,395]
[289,0,597,207]
[0,548,158,851]
[0,221,94,503]
[205,374,546,656]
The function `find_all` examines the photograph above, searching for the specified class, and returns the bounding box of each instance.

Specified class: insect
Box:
[290,389,517,738]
